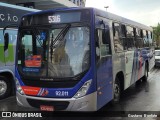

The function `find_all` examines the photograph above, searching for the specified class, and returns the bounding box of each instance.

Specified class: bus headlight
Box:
[74,80,92,98]
[15,78,24,95]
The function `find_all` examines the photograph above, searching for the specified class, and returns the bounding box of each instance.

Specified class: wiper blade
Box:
[50,24,71,49]
[50,24,71,62]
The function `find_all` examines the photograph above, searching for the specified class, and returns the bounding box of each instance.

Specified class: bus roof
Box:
[0,2,40,12]
[94,8,152,31]
[0,2,40,28]
[21,7,152,31]
[21,7,83,16]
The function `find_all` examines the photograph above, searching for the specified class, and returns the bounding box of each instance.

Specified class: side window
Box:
[5,29,18,44]
[113,23,123,52]
[143,30,149,47]
[135,29,143,48]
[96,29,110,58]
[126,26,134,50]
[121,25,126,37]
[0,30,2,43]
[126,26,134,37]
[148,31,153,46]
[135,28,141,37]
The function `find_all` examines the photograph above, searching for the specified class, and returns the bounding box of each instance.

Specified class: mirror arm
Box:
[3,24,18,35]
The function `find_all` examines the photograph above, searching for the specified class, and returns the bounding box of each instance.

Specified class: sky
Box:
[86,0,160,27]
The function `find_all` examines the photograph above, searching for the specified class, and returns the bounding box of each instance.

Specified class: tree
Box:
[153,23,160,48]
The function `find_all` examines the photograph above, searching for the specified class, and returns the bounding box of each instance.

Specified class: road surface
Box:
[1,68,160,120]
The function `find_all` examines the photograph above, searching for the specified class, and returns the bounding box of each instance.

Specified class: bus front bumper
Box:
[16,91,97,111]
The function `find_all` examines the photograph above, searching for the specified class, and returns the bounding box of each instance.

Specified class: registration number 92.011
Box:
[55,91,69,97]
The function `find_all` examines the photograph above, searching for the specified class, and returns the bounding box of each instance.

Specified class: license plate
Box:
[40,105,54,111]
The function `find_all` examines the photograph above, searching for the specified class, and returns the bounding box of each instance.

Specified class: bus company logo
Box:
[42,89,49,96]
[0,13,18,22]
[38,89,49,96]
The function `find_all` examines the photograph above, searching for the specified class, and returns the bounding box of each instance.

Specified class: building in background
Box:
[0,0,86,10]
[69,0,86,7]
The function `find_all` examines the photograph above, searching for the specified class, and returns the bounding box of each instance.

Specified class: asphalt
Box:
[0,68,160,120]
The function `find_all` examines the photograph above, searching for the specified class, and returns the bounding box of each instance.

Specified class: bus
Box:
[12,7,154,111]
[0,2,39,99]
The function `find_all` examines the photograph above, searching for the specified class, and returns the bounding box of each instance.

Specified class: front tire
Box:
[113,78,121,103]
[142,63,148,82]
[0,76,11,100]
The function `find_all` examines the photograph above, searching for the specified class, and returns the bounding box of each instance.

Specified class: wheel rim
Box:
[0,80,7,96]
[114,83,120,102]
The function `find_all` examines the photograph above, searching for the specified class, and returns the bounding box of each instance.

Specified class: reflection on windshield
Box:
[17,26,90,78]
[18,29,48,77]
[48,27,90,77]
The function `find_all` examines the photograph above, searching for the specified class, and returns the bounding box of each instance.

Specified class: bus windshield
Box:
[17,24,90,78]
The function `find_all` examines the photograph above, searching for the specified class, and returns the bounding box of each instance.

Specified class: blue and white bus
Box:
[0,2,39,99]
[13,7,154,111]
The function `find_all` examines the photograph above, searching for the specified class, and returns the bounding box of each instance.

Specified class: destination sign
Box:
[47,12,81,23]
[21,10,91,26]
[48,15,61,23]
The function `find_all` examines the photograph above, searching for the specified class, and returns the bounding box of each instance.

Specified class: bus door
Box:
[124,51,134,88]
[96,23,113,109]
[4,29,17,66]
[124,26,135,88]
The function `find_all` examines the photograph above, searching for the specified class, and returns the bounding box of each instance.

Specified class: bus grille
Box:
[27,98,69,110]
[22,80,78,88]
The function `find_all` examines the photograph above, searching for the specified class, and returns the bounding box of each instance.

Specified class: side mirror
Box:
[4,33,9,51]
[3,24,18,51]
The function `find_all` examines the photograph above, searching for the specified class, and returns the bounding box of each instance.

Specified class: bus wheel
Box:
[113,78,121,103]
[0,76,11,100]
[142,64,148,82]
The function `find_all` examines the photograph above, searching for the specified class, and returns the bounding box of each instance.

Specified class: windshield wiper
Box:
[50,24,71,62]
[50,24,71,49]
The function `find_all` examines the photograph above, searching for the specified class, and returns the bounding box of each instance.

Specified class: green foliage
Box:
[153,23,160,48]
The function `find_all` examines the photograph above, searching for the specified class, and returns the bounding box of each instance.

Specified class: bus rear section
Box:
[0,2,39,99]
